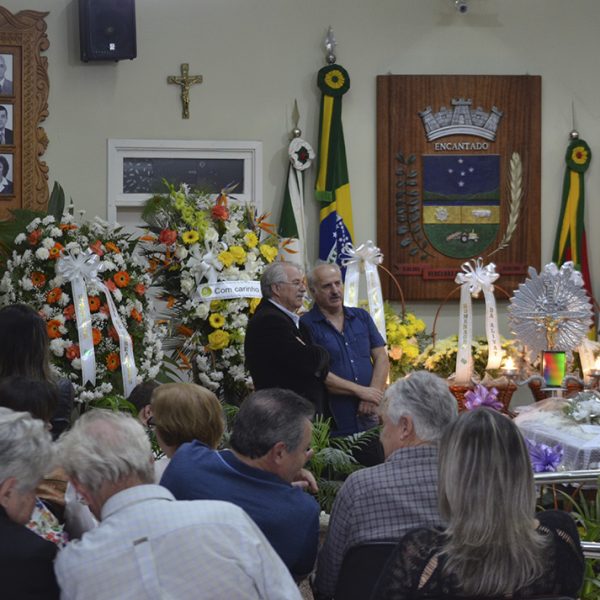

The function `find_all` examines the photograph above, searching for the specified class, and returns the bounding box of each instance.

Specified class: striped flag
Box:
[315,63,354,266]
[552,137,595,336]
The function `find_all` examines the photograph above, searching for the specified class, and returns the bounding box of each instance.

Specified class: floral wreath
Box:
[142,183,279,401]
[0,214,165,404]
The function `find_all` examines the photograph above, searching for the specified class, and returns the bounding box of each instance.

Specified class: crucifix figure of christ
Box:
[167,63,203,119]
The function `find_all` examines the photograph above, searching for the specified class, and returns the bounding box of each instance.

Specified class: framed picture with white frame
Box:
[107,139,263,228]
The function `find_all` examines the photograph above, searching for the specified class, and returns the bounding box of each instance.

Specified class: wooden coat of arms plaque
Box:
[377,75,541,301]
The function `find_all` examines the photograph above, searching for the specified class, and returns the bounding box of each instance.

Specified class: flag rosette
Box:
[0,214,165,405]
[141,183,279,401]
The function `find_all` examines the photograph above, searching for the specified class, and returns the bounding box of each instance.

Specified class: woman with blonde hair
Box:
[372,407,584,599]
[150,383,224,479]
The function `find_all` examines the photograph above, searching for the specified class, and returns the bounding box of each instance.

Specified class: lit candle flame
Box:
[503,356,515,371]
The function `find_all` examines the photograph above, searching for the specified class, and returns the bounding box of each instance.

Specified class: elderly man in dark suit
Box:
[244,261,330,414]
[0,105,13,145]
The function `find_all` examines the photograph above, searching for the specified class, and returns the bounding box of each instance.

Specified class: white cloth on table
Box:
[515,398,600,470]
[54,484,301,600]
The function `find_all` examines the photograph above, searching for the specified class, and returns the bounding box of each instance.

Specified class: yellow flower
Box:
[229,245,247,265]
[210,300,225,312]
[244,232,258,248]
[389,346,403,361]
[571,146,589,165]
[209,313,225,328]
[218,251,234,268]
[259,244,278,263]
[174,193,186,210]
[182,230,200,245]
[181,206,196,224]
[325,69,345,90]
[208,329,230,350]
[248,297,261,314]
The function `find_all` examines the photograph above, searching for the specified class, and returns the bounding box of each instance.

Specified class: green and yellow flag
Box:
[552,137,595,335]
[315,64,354,265]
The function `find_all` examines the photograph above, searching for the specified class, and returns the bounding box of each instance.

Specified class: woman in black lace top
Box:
[371,407,584,600]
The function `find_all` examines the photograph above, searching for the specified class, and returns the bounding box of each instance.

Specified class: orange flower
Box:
[92,328,102,346]
[113,271,130,288]
[167,295,176,308]
[28,229,42,246]
[177,324,194,337]
[211,205,229,221]
[46,287,62,304]
[90,240,104,256]
[130,308,143,322]
[158,229,177,245]
[106,352,120,371]
[63,304,75,321]
[105,241,121,254]
[59,223,77,231]
[31,272,46,288]
[65,344,80,360]
[148,259,158,273]
[88,296,101,312]
[48,243,64,260]
[134,283,145,296]
[108,326,119,342]
[105,279,117,292]
[47,320,62,339]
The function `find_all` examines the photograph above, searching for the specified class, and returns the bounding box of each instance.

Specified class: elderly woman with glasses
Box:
[0,407,59,599]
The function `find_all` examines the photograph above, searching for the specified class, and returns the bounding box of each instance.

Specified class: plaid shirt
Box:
[314,445,441,597]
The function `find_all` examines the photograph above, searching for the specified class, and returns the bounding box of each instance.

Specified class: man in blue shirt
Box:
[160,388,320,579]
[301,263,389,441]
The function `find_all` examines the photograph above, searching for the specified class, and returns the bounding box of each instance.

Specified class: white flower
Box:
[71,358,82,370]
[26,218,41,232]
[20,277,34,291]
[204,228,219,244]
[35,247,50,260]
[42,215,56,225]
[112,289,122,302]
[181,277,195,295]
[42,238,56,249]
[175,246,188,260]
[50,339,66,357]
[194,303,210,319]
[14,233,26,244]
[49,227,63,238]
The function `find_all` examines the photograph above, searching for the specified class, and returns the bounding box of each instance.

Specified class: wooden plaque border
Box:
[0,8,50,219]
[377,75,541,301]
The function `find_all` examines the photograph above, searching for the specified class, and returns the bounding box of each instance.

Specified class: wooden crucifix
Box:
[167,63,203,119]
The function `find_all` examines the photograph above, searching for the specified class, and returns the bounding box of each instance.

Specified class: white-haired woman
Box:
[0,407,59,599]
[372,407,584,599]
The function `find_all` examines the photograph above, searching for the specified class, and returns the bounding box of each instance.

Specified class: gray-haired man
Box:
[314,371,458,598]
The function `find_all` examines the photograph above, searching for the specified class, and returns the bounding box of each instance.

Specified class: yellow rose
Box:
[259,244,278,263]
[209,313,225,328]
[229,245,247,265]
[248,297,261,314]
[218,251,234,268]
[244,232,258,248]
[207,329,230,350]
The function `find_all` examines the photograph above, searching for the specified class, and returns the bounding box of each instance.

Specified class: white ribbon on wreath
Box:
[57,249,138,397]
[454,257,502,384]
[186,239,224,285]
[341,240,387,342]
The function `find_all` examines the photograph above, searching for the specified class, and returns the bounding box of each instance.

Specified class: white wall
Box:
[6,0,600,355]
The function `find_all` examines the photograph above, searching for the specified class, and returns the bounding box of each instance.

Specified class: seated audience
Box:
[0,303,74,439]
[314,371,457,598]
[150,382,224,479]
[0,406,59,599]
[54,409,301,600]
[160,388,320,578]
[371,407,585,600]
[127,379,159,426]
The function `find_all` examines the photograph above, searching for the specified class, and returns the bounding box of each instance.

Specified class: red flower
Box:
[31,272,46,288]
[105,279,117,292]
[47,320,62,339]
[65,345,80,360]
[159,229,178,245]
[88,296,101,312]
[63,305,75,321]
[113,271,130,288]
[211,205,229,221]
[28,229,42,246]
[46,287,62,305]
[108,326,119,342]
[134,283,145,296]
[49,243,64,260]
[90,240,104,257]
[92,328,102,346]
[130,308,143,322]
[106,352,120,372]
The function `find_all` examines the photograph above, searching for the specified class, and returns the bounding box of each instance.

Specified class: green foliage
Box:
[88,393,137,415]
[307,415,379,513]
[47,181,66,221]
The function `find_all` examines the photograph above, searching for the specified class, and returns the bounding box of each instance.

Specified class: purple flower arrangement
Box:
[525,439,564,473]
[463,384,503,411]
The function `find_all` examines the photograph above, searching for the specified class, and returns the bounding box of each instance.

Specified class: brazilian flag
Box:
[315,64,354,266]
[552,137,595,336]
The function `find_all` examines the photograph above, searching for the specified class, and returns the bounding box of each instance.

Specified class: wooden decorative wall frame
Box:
[377,75,541,301]
[0,8,50,219]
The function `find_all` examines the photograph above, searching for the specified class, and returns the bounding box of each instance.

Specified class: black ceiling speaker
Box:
[79,0,137,62]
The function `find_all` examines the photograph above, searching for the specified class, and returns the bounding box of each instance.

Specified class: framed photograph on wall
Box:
[107,139,263,228]
[0,8,50,219]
